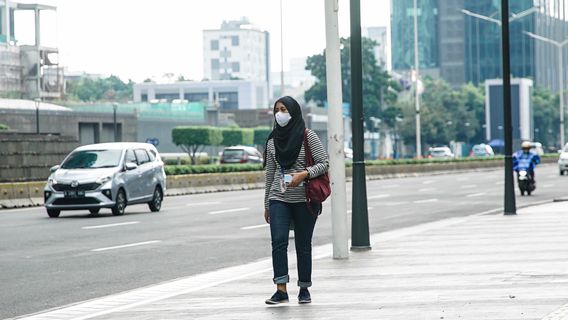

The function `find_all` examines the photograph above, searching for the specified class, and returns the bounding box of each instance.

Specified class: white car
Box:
[428,146,454,159]
[558,143,568,175]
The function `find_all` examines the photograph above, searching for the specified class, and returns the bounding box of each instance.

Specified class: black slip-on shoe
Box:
[265,290,289,305]
[298,288,311,304]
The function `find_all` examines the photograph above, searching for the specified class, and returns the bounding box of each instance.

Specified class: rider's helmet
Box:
[521,141,532,151]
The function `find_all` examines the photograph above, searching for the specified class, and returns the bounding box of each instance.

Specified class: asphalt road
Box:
[1,164,567,319]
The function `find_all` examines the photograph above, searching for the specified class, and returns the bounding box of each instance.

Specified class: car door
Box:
[134,149,153,199]
[122,149,141,200]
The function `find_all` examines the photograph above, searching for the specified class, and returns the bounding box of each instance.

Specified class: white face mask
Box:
[275,111,292,127]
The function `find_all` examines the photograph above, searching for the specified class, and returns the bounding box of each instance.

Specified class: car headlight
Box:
[96,176,112,185]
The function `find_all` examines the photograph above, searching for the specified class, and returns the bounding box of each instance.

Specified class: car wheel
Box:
[112,189,126,216]
[89,209,100,214]
[148,186,163,212]
[561,170,566,176]
[47,209,60,218]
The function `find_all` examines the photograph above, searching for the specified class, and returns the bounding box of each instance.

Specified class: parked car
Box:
[220,146,263,164]
[558,143,568,175]
[428,146,454,159]
[44,142,166,218]
[470,144,495,157]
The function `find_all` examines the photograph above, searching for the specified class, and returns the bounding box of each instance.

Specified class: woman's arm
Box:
[305,130,329,179]
[264,140,276,210]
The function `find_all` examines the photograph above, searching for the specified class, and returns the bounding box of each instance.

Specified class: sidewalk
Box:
[20,202,568,320]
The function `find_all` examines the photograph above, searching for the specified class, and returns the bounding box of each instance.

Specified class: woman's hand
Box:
[264,208,270,224]
[288,170,309,188]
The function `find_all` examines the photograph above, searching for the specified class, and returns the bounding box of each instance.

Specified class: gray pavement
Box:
[17,201,568,320]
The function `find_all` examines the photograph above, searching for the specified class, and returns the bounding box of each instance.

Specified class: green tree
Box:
[0,124,9,130]
[397,78,478,149]
[221,128,254,146]
[532,87,560,150]
[305,37,401,128]
[67,75,133,102]
[172,126,223,164]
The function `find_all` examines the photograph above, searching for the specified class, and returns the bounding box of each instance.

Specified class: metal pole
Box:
[413,0,421,158]
[559,45,565,147]
[324,0,348,259]
[279,0,285,96]
[113,103,118,142]
[349,0,370,251]
[501,0,516,215]
[35,99,40,134]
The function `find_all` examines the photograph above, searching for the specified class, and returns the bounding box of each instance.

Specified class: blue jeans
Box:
[269,200,318,288]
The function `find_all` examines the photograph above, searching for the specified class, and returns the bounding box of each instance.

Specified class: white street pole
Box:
[559,45,565,147]
[280,0,285,97]
[324,0,348,259]
[413,0,421,158]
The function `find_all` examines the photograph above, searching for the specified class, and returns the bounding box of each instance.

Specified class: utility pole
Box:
[413,0,421,158]
[349,0,371,251]
[501,0,516,215]
[324,0,348,259]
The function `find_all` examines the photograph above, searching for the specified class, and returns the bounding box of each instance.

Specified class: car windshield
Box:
[223,150,244,159]
[61,150,123,169]
[431,150,447,155]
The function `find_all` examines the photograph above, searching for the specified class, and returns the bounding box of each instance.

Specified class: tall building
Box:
[0,0,63,99]
[364,26,390,71]
[390,0,568,90]
[203,18,270,86]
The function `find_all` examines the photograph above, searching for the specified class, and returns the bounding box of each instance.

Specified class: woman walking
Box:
[263,96,329,304]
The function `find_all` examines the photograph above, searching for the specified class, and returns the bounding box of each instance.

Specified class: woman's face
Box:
[274,102,289,114]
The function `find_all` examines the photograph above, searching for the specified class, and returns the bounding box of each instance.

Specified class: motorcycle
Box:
[517,169,536,196]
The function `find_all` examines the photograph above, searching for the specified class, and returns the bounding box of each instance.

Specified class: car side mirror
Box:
[50,165,60,173]
[125,162,138,171]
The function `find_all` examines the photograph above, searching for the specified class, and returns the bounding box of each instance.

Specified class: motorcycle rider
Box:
[513,141,541,188]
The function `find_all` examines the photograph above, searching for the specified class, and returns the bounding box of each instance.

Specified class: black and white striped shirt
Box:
[264,129,329,210]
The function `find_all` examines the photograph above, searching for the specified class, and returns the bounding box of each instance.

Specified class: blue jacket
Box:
[513,150,540,172]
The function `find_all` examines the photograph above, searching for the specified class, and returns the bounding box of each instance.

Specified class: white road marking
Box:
[384,201,408,206]
[495,181,505,185]
[460,184,477,189]
[347,207,373,213]
[413,198,439,204]
[466,192,486,198]
[91,240,161,252]
[542,184,554,188]
[368,194,390,199]
[241,224,269,230]
[208,207,250,215]
[82,221,140,230]
[186,202,221,207]
[422,180,435,185]
[419,188,436,192]
[382,184,400,189]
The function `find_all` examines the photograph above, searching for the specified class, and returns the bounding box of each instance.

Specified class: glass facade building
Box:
[391,0,439,71]
[391,0,568,90]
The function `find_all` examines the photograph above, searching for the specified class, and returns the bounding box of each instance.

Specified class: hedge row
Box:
[164,154,558,176]
[0,124,9,130]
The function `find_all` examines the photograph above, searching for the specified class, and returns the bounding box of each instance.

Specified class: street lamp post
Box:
[112,103,118,142]
[523,31,568,147]
[34,98,40,134]
[413,0,421,158]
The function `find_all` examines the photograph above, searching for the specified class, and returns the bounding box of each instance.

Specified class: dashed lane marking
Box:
[413,198,439,204]
[241,224,269,230]
[368,194,390,199]
[466,192,486,198]
[208,208,250,215]
[91,241,161,252]
[82,221,140,230]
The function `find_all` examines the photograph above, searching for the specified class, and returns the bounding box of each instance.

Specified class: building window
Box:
[211,59,220,70]
[231,62,240,72]
[218,92,238,110]
[184,92,209,102]
[211,40,219,50]
[141,94,148,102]
[155,93,179,102]
[231,35,239,46]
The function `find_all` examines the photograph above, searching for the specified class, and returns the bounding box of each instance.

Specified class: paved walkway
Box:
[19,202,568,320]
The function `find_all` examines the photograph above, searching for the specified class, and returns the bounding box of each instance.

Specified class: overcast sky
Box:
[14,0,390,82]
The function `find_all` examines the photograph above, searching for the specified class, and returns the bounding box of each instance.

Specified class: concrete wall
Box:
[0,132,79,182]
